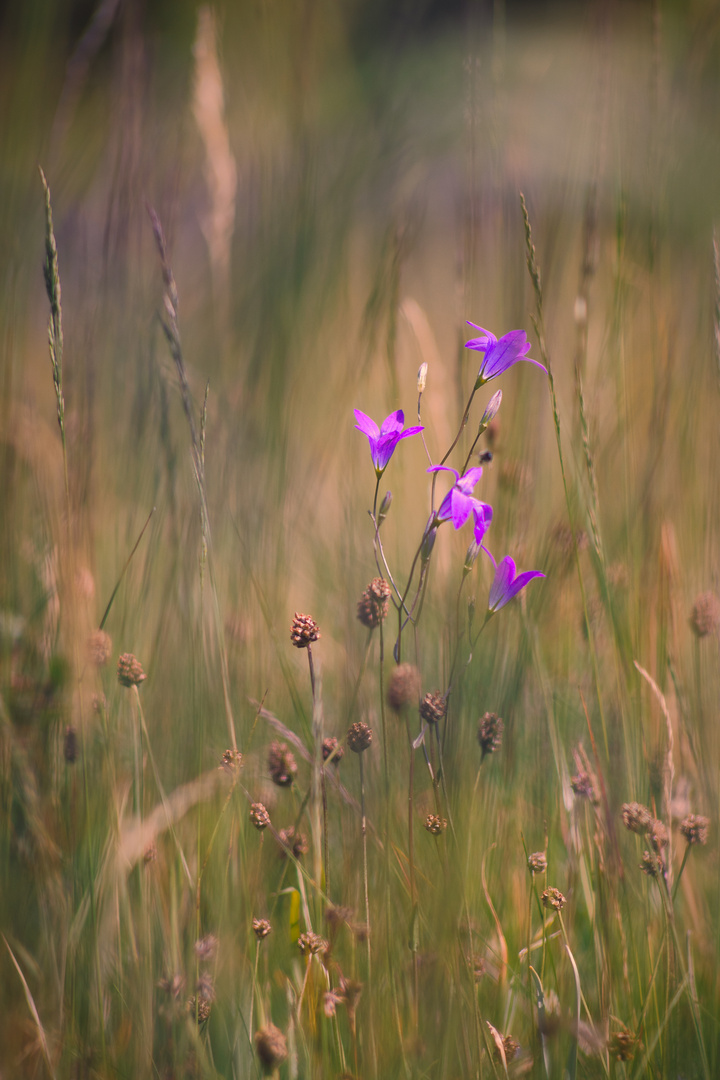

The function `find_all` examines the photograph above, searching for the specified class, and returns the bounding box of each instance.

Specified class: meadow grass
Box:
[1,2,720,1077]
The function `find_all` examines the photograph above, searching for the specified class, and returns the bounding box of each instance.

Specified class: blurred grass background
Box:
[2,0,720,1076]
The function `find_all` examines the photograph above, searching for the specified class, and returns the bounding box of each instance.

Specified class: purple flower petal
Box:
[355,408,423,475]
[464,321,547,385]
[354,409,380,439]
[488,556,545,612]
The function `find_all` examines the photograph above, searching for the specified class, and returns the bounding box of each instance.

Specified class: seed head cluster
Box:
[356,577,391,629]
[420,691,446,725]
[255,1024,288,1073]
[527,851,547,875]
[347,721,373,753]
[689,591,720,638]
[322,736,344,765]
[680,813,709,846]
[290,612,320,648]
[424,813,447,836]
[117,652,146,687]
[298,931,328,957]
[386,663,421,711]
[250,802,271,830]
[541,887,566,911]
[268,741,297,787]
[252,918,272,940]
[478,712,504,759]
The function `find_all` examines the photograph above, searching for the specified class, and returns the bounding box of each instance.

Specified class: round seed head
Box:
[298,931,328,957]
[290,612,320,648]
[541,887,566,911]
[250,802,271,830]
[570,771,595,801]
[347,721,373,753]
[252,918,272,941]
[609,1028,639,1062]
[194,934,218,960]
[255,1024,288,1074]
[187,995,212,1023]
[322,736,344,766]
[640,849,663,878]
[117,652,146,687]
[277,826,308,859]
[386,663,421,711]
[648,819,668,852]
[87,629,112,667]
[478,712,504,760]
[527,851,547,875]
[268,740,297,787]
[420,691,446,725]
[621,802,654,834]
[356,577,391,629]
[680,813,709,846]
[493,1035,520,1065]
[424,813,447,836]
[220,748,243,773]
[689,591,720,638]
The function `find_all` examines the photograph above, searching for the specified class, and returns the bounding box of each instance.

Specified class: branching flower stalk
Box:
[40,169,70,520]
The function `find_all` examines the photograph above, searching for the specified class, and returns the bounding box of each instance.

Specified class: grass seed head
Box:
[622,801,654,834]
[255,1024,288,1073]
[278,826,308,858]
[680,813,709,845]
[420,690,446,725]
[609,1028,639,1061]
[252,918,272,940]
[298,931,328,957]
[87,629,112,666]
[424,813,447,835]
[527,851,547,875]
[268,740,297,786]
[570,771,595,801]
[387,663,421,711]
[478,712,504,759]
[689,591,720,638]
[541,886,566,911]
[250,802,271,830]
[322,735,344,765]
[640,849,663,878]
[347,721,373,753]
[290,612,320,648]
[117,652,146,687]
[220,748,243,772]
[356,577,391,629]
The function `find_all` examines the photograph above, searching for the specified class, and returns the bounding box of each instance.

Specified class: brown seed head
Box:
[386,663,421,711]
[622,802,654,835]
[255,1024,288,1073]
[117,652,146,687]
[187,995,212,1023]
[290,612,320,648]
[220,748,243,773]
[250,802,271,830]
[640,849,663,878]
[648,819,668,852]
[268,740,297,787]
[609,1028,638,1062]
[424,813,447,836]
[347,721,373,753]
[680,813,709,846]
[194,934,218,960]
[322,736,344,766]
[63,726,78,764]
[356,577,391,629]
[252,918,272,941]
[527,851,547,875]
[87,629,112,667]
[541,887,566,911]
[278,826,308,859]
[325,905,353,932]
[689,591,720,638]
[420,691,447,725]
[478,712,504,760]
[493,1035,520,1064]
[570,771,595,800]
[298,931,328,957]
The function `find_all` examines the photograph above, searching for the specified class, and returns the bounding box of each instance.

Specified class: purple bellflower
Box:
[428,464,493,547]
[488,555,545,612]
[465,323,547,387]
[354,409,424,477]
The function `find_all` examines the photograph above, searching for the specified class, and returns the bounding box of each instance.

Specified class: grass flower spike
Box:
[466,322,546,387]
[488,555,544,612]
[354,408,423,476]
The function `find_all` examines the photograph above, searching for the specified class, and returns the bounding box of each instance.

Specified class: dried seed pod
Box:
[290,612,320,648]
[680,813,709,846]
[419,691,446,725]
[621,802,654,834]
[268,741,297,787]
[347,722,372,753]
[386,663,421,711]
[424,814,447,836]
[541,887,566,911]
[527,851,547,875]
[356,577,391,629]
[478,712,503,760]
[250,802,271,830]
[117,653,146,687]
[322,736,344,766]
[252,918,272,940]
